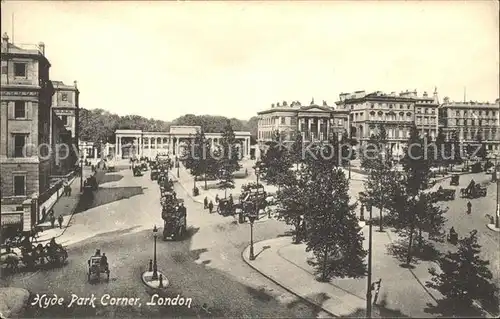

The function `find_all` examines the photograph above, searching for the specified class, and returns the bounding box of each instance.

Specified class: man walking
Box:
[467,201,472,215]
[208,200,214,214]
[204,196,208,209]
[50,213,56,229]
[57,215,64,229]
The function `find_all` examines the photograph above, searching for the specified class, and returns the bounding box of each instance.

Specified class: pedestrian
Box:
[215,194,219,203]
[467,201,472,215]
[204,196,208,209]
[50,213,56,228]
[41,206,47,219]
[208,200,214,214]
[67,183,72,196]
[57,215,64,229]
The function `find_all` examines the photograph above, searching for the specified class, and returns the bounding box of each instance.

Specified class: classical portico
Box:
[115,126,251,159]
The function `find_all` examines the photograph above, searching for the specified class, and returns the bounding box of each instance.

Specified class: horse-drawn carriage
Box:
[87,255,110,282]
[140,158,148,171]
[433,187,456,201]
[460,184,487,199]
[217,198,234,216]
[1,240,68,271]
[132,165,143,176]
[161,198,186,240]
[450,174,460,186]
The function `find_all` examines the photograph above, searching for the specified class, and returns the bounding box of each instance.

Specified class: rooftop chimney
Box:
[74,80,78,89]
[38,42,45,55]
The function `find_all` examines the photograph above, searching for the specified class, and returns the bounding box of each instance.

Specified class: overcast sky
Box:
[2,1,499,120]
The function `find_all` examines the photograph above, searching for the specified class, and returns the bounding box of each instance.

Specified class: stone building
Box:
[51,80,79,173]
[52,80,79,146]
[256,99,350,149]
[336,89,439,158]
[0,33,54,204]
[439,98,500,154]
[115,126,251,159]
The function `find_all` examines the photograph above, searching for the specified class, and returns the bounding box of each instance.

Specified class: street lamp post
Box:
[80,155,84,192]
[176,156,180,178]
[152,225,158,280]
[247,203,257,261]
[255,166,260,186]
[366,204,373,318]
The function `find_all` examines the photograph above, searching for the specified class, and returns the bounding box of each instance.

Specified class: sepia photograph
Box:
[0,0,499,318]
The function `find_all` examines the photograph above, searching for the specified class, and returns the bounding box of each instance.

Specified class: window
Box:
[14,63,27,77]
[61,93,68,101]
[62,115,68,125]
[456,111,460,117]
[14,101,26,118]
[14,175,26,196]
[13,134,26,157]
[1,65,7,74]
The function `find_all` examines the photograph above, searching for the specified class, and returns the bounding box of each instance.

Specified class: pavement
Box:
[1,163,331,318]
[242,171,500,318]
[34,168,105,243]
[243,231,437,318]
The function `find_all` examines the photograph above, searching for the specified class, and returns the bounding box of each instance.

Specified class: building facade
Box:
[336,89,439,157]
[257,99,350,149]
[115,126,252,159]
[52,80,79,146]
[51,80,79,174]
[439,98,500,154]
[0,33,55,204]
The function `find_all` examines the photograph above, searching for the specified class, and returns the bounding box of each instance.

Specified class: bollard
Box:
[149,259,153,272]
[159,273,163,288]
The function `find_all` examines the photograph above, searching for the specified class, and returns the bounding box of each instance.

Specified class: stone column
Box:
[308,118,312,140]
[326,119,330,138]
[115,135,118,157]
[317,118,321,140]
[117,136,121,157]
[246,137,250,157]
[169,137,173,155]
[138,136,142,156]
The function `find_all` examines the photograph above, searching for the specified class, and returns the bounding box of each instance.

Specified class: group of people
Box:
[203,193,235,214]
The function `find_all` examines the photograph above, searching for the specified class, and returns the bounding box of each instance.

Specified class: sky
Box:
[1,1,499,121]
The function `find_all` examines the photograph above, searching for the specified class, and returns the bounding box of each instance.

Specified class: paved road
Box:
[1,167,330,318]
[433,173,500,284]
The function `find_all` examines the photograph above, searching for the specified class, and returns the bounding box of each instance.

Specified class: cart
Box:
[162,199,186,241]
[87,256,110,282]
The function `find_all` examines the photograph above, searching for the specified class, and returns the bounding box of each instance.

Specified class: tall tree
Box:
[474,133,488,160]
[388,125,446,265]
[445,130,463,168]
[216,120,242,197]
[275,173,309,244]
[434,128,447,172]
[183,130,212,191]
[361,125,393,232]
[259,130,293,190]
[426,230,498,316]
[305,144,366,281]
